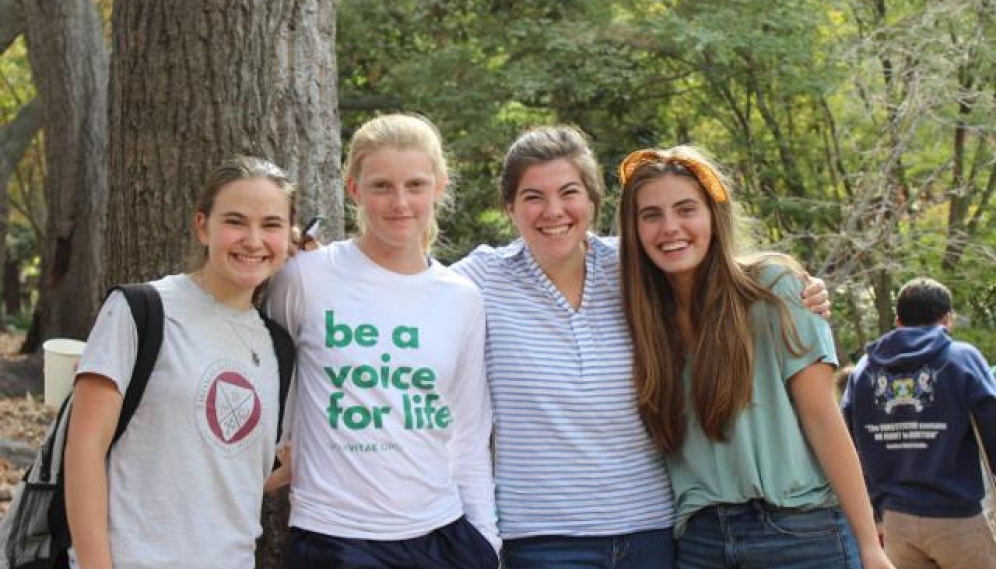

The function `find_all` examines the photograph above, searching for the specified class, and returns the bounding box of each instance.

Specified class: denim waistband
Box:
[699,499,837,517]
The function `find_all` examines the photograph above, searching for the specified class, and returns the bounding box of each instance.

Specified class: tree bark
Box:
[872,269,895,336]
[4,257,20,316]
[106,0,342,289]
[0,99,44,325]
[106,3,341,566]
[0,98,42,196]
[19,0,109,351]
[0,0,23,54]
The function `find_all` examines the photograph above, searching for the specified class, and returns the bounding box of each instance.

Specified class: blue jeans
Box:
[502,528,675,569]
[677,501,861,569]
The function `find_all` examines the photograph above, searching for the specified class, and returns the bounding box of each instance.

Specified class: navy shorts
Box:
[284,515,499,569]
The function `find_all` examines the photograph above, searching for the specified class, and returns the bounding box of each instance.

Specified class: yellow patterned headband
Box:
[617,149,728,203]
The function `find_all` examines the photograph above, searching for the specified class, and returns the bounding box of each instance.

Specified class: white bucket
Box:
[42,338,86,408]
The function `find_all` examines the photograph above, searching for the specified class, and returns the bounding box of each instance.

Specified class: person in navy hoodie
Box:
[842,276,996,569]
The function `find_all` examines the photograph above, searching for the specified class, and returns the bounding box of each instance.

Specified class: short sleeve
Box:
[76,290,139,394]
[756,268,838,383]
[264,253,309,341]
[448,244,498,290]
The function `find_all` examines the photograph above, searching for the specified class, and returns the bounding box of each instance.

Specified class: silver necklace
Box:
[191,272,260,366]
[223,316,261,367]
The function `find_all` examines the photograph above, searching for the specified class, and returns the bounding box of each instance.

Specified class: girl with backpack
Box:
[64,156,296,569]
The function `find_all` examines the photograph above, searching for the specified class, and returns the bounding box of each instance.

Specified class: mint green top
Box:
[667,267,839,537]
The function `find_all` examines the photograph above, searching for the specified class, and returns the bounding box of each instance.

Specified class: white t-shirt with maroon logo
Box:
[75,274,279,569]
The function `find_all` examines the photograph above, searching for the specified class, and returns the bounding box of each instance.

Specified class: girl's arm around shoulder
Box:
[756,265,838,382]
[789,363,895,569]
[448,242,515,289]
[64,374,123,569]
[752,255,830,317]
[263,250,310,339]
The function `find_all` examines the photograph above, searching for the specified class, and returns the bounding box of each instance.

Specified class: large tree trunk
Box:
[4,257,20,316]
[106,2,341,566]
[106,0,342,288]
[19,0,109,351]
[0,99,44,328]
[0,0,23,54]
[0,98,42,188]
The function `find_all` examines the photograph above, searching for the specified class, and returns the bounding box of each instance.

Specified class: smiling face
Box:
[507,158,593,270]
[635,173,714,289]
[195,177,292,303]
[348,146,445,262]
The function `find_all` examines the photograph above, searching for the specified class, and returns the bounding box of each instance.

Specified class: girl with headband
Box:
[451,129,830,569]
[616,145,892,569]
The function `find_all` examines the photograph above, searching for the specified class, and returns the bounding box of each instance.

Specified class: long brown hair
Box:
[617,145,807,455]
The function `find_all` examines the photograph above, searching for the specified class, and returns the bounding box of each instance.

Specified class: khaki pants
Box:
[883,510,996,569]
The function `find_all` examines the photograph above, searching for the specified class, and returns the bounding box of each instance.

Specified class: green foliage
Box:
[337,0,677,260]
[334,0,996,343]
[0,38,35,112]
[952,327,996,365]
[3,307,32,332]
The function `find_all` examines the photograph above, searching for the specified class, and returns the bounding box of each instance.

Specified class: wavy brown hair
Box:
[617,145,807,455]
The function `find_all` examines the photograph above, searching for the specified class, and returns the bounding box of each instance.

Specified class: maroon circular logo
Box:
[204,371,262,444]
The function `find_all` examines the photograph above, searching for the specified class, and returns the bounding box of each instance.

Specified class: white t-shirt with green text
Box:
[266,240,499,551]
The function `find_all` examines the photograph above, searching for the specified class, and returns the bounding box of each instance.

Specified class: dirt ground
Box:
[0,331,56,516]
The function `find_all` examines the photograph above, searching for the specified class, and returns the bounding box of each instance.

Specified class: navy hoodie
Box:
[842,325,996,518]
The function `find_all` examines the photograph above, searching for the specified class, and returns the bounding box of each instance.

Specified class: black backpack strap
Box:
[261,315,295,442]
[46,284,164,556]
[107,283,164,445]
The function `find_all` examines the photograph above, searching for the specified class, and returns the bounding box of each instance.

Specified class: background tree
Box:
[105,2,341,566]
[0,0,993,380]
[106,0,341,289]
[0,1,47,332]
[333,0,995,358]
[0,99,41,326]
[18,0,108,351]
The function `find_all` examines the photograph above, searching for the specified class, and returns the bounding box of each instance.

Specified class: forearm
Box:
[801,407,880,553]
[64,437,113,569]
[449,305,499,551]
[64,375,122,569]
[790,363,884,558]
[449,388,499,550]
[263,444,292,494]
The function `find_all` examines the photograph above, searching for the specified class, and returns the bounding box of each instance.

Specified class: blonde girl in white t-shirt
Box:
[266,113,499,569]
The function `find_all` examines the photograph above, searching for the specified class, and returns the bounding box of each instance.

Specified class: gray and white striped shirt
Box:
[452,235,674,539]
